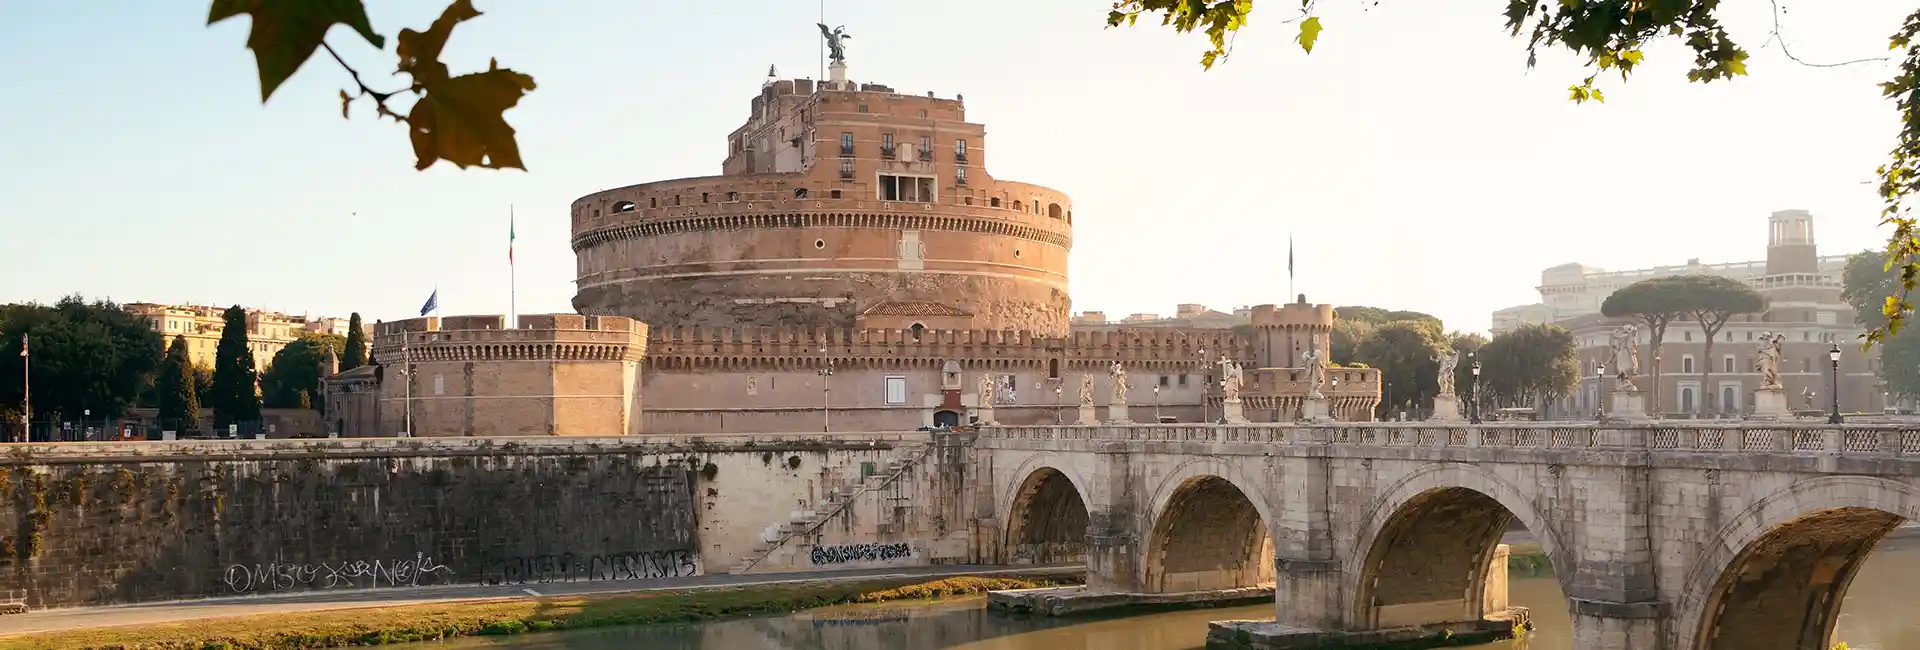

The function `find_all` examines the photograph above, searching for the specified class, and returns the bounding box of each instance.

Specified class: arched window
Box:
[1681,387,1695,414]
[909,323,925,342]
[1012,200,1023,211]
[1722,387,1737,413]
[990,197,1002,208]
[1048,358,1060,380]
[611,200,637,213]
[1048,203,1063,219]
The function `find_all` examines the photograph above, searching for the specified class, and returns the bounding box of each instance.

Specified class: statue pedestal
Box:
[975,406,996,426]
[829,61,848,85]
[1749,388,1792,420]
[1107,402,1132,424]
[1302,396,1333,422]
[1429,394,1466,423]
[1221,398,1249,424]
[1077,404,1099,425]
[1605,390,1650,422]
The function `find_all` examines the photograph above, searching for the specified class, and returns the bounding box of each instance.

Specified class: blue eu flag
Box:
[419,289,439,317]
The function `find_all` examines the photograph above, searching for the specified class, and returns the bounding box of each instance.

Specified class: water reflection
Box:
[407,545,1920,650]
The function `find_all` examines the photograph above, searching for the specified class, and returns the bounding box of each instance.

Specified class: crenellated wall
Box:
[368,315,648,437]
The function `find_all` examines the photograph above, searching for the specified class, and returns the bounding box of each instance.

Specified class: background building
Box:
[123,303,365,371]
[1494,210,1887,417]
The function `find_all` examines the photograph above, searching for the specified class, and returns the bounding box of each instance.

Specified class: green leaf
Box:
[407,60,537,171]
[1297,16,1324,54]
[208,0,386,102]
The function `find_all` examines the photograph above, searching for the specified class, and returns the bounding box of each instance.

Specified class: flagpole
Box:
[509,205,518,329]
[1288,233,1296,300]
[19,334,28,439]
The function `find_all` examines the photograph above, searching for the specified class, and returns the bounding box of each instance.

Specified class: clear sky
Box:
[0,1,1910,333]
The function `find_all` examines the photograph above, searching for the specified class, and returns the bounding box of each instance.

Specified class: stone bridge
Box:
[973,421,1920,650]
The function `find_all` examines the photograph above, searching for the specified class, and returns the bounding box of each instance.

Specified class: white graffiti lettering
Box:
[221,552,452,594]
[809,542,913,565]
[481,549,701,585]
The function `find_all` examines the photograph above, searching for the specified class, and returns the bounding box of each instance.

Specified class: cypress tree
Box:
[341,312,368,371]
[156,336,200,433]
[210,305,260,430]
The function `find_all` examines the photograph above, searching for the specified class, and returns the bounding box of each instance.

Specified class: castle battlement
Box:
[644,324,1249,370]
[370,314,648,365]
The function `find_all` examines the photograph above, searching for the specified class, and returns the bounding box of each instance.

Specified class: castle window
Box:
[1048,358,1059,380]
[840,159,855,179]
[815,238,826,249]
[919,136,933,161]
[726,191,738,201]
[612,200,637,213]
[701,192,710,203]
[910,323,925,341]
[858,104,869,113]
[1178,374,1189,387]
[840,132,853,156]
[884,376,907,405]
[956,167,967,186]
[879,174,935,202]
[830,189,842,199]
[881,133,894,158]
[955,139,968,163]
[650,197,658,208]
[1012,201,1023,211]
[918,109,928,118]
[674,195,682,206]
[964,196,973,205]
[794,188,808,199]
[1158,375,1170,388]
[990,197,1001,208]
[1048,203,1062,219]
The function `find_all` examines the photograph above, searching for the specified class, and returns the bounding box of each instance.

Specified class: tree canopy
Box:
[261,333,346,410]
[209,305,262,428]
[341,312,368,372]
[0,296,164,421]
[1335,306,1439,327]
[1356,319,1447,413]
[1109,0,1920,341]
[156,335,202,433]
[1845,251,1920,401]
[1476,324,1580,412]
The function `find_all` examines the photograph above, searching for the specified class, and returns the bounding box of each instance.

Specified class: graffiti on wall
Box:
[222,552,453,594]
[481,548,700,585]
[809,542,913,566]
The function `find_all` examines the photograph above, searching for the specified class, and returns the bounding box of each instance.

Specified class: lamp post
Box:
[1595,362,1607,420]
[400,337,413,438]
[1469,358,1483,424]
[1153,384,1161,422]
[1053,386,1062,424]
[1828,343,1843,424]
[18,333,28,443]
[1199,348,1210,425]
[818,346,835,433]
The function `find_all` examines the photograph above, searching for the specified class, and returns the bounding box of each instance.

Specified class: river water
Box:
[405,546,1920,650]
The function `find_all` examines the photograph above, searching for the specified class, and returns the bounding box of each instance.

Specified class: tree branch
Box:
[1767,0,1888,69]
[322,41,408,121]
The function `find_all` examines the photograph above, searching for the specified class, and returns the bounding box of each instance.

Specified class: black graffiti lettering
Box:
[481,549,701,585]
[221,553,453,594]
[808,542,913,566]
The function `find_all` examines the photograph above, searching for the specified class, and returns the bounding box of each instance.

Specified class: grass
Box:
[1504,541,1554,579]
[0,575,1070,650]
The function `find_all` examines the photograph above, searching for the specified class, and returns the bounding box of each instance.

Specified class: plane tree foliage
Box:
[1844,250,1920,403]
[1107,0,1920,342]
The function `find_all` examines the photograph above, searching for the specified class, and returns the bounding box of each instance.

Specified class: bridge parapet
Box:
[979,422,1920,459]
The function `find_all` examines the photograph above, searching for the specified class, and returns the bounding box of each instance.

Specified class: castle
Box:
[327,56,1380,436]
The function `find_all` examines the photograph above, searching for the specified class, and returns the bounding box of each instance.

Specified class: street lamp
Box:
[1199,348,1210,425]
[818,347,835,433]
[1469,358,1483,424]
[1054,386,1063,424]
[1153,384,1161,422]
[1828,343,1843,424]
[1595,362,1607,420]
[17,333,28,443]
[399,337,414,438]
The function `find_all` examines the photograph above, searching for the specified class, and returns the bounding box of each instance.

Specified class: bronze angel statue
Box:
[817,24,852,63]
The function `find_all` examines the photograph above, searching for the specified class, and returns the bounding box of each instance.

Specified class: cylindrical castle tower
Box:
[1247,295,1335,369]
[570,74,1074,335]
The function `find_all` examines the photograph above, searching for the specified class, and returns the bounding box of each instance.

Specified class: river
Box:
[402,545,1920,650]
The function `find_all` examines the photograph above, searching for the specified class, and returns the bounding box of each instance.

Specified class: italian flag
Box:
[508,208,516,265]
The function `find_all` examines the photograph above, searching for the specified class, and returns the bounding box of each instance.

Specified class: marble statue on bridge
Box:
[1606,324,1640,392]
[1755,332,1785,389]
[1302,348,1326,399]
[1218,355,1244,401]
[1434,349,1459,397]
[978,373,996,407]
[1109,361,1129,403]
[1079,373,1094,406]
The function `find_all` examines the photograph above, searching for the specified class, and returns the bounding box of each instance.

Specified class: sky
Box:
[0,1,1912,334]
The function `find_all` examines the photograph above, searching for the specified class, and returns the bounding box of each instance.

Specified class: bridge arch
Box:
[1675,475,1918,650]
[1344,462,1568,630]
[999,452,1093,565]
[1141,457,1276,593]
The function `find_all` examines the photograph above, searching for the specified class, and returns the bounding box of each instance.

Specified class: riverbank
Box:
[0,572,1081,650]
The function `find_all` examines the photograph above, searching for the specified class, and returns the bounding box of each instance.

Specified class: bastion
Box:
[368,314,648,437]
